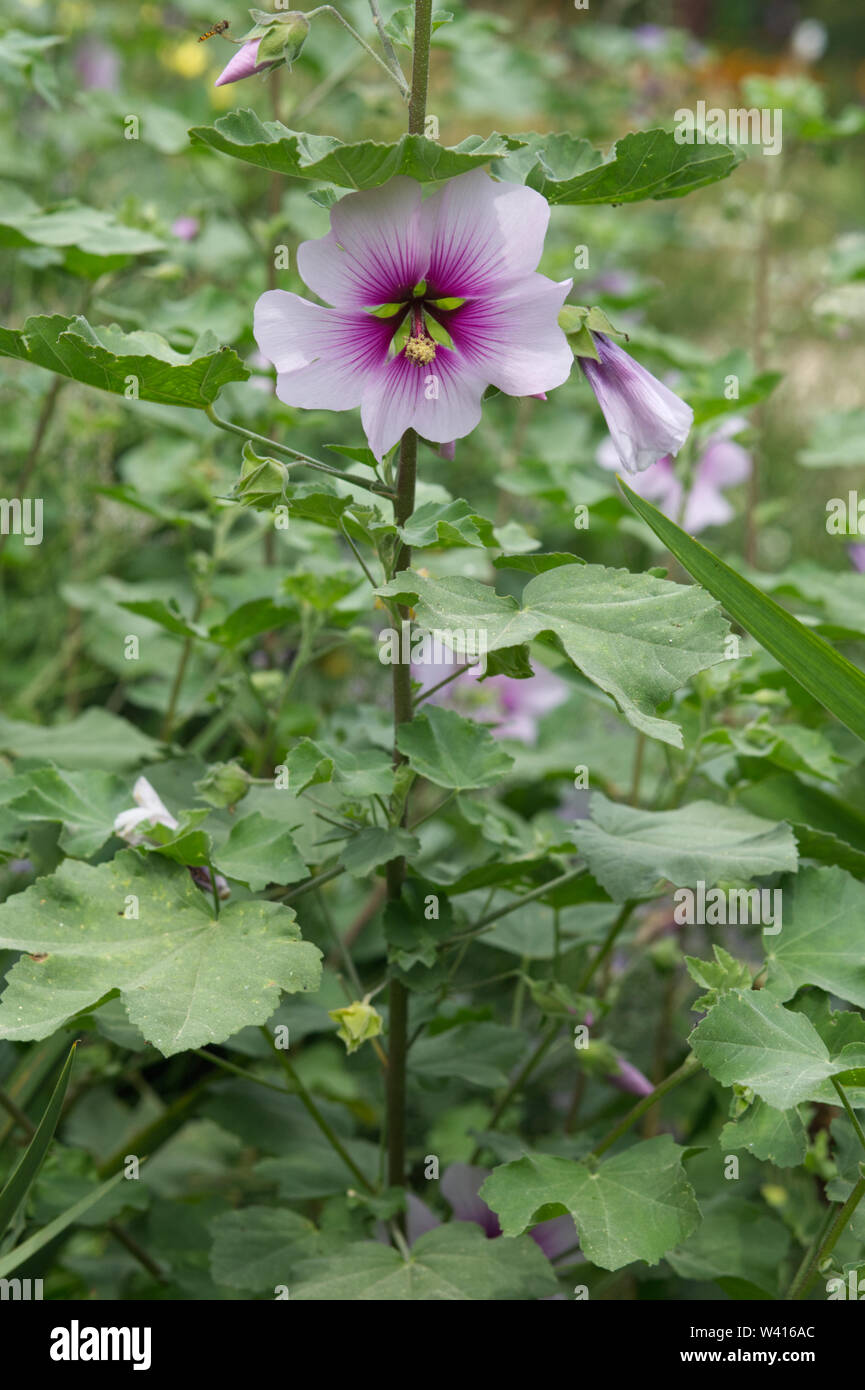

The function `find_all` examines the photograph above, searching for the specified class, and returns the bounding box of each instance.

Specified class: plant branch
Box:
[591,1053,702,1158]
[261,1026,376,1192]
[306,6,410,95]
[205,404,395,499]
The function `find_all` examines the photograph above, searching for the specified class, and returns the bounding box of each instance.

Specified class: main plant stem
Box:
[385,429,417,1191]
[385,0,433,1195]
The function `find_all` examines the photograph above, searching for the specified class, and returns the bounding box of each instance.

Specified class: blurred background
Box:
[1,0,864,752]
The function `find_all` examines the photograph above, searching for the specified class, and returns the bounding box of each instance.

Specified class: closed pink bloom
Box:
[580,332,693,473]
[214,39,278,87]
[253,171,573,460]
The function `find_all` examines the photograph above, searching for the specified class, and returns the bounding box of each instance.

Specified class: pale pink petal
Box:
[297,178,427,309]
[441,1164,500,1237]
[254,289,391,410]
[360,347,486,460]
[580,334,693,474]
[530,1214,578,1260]
[422,170,553,296]
[214,39,276,87]
[447,274,573,397]
[697,437,751,488]
[406,1193,440,1245]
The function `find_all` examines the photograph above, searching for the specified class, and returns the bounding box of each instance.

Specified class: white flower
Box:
[113,777,179,845]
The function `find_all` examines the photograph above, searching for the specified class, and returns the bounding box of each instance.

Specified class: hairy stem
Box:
[262,1027,375,1192]
[385,428,418,1192]
[591,1053,702,1159]
[204,404,395,499]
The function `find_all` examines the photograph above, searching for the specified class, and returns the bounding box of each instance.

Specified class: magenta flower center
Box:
[371,280,464,368]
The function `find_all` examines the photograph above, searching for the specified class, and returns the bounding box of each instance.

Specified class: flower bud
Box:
[195,761,251,809]
[329,1000,383,1054]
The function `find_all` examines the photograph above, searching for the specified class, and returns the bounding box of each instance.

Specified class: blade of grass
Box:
[0,1170,125,1278]
[0,1041,78,1237]
[620,476,865,745]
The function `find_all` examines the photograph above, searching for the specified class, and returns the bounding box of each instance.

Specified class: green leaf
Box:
[118,598,207,639]
[620,477,865,746]
[719,1099,808,1167]
[339,826,420,878]
[0,315,249,408]
[571,794,797,902]
[412,1022,529,1088]
[0,1043,77,1236]
[207,599,296,649]
[495,128,741,205]
[798,409,865,468]
[492,553,584,575]
[0,184,164,274]
[281,739,334,794]
[481,1136,700,1271]
[189,113,523,188]
[685,945,754,1011]
[0,1171,126,1278]
[288,1222,558,1300]
[0,852,322,1055]
[399,499,537,553]
[763,866,865,1010]
[209,1206,327,1290]
[0,710,161,772]
[397,706,515,791]
[689,989,836,1108]
[214,812,309,891]
[665,1196,790,1294]
[378,565,729,748]
[8,767,130,857]
[257,1139,380,1201]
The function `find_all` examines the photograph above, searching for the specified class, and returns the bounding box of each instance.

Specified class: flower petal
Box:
[360,346,486,461]
[447,273,573,396]
[254,289,391,410]
[297,177,427,308]
[440,1164,501,1237]
[580,334,693,473]
[422,170,553,296]
[214,39,275,87]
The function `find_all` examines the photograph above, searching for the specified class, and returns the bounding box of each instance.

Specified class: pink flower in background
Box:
[75,38,120,91]
[412,662,569,745]
[849,543,865,573]
[579,332,693,473]
[405,1163,577,1259]
[598,416,751,532]
[171,216,200,241]
[254,172,573,460]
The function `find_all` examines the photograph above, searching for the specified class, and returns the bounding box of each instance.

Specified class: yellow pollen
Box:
[405,335,436,365]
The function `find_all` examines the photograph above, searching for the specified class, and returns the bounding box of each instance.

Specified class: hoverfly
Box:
[198,20,230,41]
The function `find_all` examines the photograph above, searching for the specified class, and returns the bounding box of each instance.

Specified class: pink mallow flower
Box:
[253,172,574,461]
[598,416,751,532]
[214,12,310,87]
[171,216,200,241]
[413,662,569,745]
[214,39,278,87]
[406,1163,577,1260]
[579,332,693,473]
